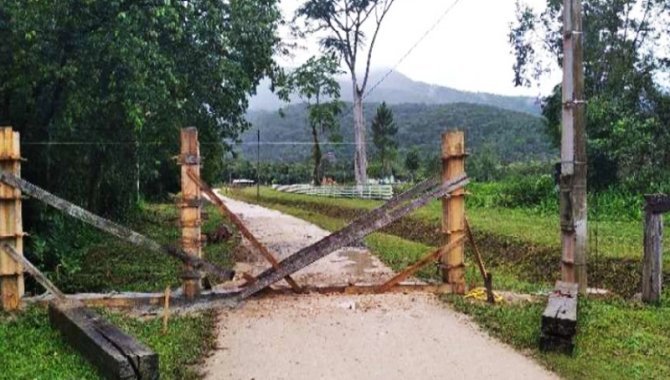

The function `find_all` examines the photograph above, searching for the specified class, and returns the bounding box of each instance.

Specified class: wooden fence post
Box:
[180,127,202,299]
[0,127,23,310]
[642,198,663,303]
[441,131,466,294]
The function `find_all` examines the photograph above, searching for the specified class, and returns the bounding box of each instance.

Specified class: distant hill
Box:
[241,102,555,163]
[249,69,541,115]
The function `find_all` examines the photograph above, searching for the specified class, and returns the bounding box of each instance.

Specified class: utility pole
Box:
[560,0,587,294]
[256,129,260,201]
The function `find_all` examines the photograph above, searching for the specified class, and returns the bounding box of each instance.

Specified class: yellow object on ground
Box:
[464,287,504,304]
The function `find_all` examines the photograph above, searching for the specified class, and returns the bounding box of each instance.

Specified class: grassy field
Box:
[228,186,670,380]
[0,203,238,379]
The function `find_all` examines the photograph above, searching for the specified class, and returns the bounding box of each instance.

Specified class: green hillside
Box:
[242,102,556,163]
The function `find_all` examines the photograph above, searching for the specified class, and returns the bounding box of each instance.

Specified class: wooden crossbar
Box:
[187,170,302,292]
[236,175,469,300]
[0,243,66,300]
[0,172,235,282]
[375,236,466,293]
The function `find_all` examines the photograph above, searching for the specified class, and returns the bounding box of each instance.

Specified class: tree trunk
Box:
[353,87,368,185]
[311,124,322,186]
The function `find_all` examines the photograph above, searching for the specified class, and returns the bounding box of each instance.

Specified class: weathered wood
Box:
[645,194,670,214]
[541,281,578,354]
[642,209,663,303]
[560,0,588,294]
[0,243,65,299]
[376,236,465,293]
[442,131,466,294]
[187,169,302,292]
[49,300,159,379]
[464,218,494,304]
[236,175,469,300]
[0,127,23,310]
[180,128,202,299]
[0,172,235,282]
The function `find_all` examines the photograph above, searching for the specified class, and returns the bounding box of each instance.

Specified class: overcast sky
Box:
[278,0,561,97]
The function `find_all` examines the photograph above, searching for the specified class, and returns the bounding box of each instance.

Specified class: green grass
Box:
[1,202,237,379]
[229,186,670,379]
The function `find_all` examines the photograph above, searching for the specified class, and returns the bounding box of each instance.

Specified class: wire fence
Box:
[273,183,394,200]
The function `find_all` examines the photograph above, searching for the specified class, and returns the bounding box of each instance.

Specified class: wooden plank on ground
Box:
[49,300,158,380]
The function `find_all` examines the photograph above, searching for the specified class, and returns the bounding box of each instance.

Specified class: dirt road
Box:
[203,195,558,380]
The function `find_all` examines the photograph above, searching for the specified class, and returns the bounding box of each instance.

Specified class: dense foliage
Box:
[244,102,555,175]
[0,0,282,279]
[510,0,670,192]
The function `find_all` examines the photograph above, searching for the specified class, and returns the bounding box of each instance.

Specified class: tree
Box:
[281,55,343,185]
[295,0,396,185]
[404,147,421,182]
[509,0,670,191]
[371,102,397,177]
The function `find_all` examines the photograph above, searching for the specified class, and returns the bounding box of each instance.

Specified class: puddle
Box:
[338,250,379,277]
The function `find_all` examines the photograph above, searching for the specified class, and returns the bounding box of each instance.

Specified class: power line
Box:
[364,0,462,99]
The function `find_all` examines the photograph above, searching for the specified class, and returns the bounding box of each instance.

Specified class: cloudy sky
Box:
[278,0,561,97]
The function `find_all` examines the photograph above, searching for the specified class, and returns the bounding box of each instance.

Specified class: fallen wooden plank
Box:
[539,333,575,354]
[376,236,465,293]
[237,175,469,300]
[0,243,66,300]
[0,172,234,282]
[49,300,158,379]
[187,170,301,292]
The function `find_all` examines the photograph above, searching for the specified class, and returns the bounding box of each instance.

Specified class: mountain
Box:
[249,69,541,115]
[241,102,555,163]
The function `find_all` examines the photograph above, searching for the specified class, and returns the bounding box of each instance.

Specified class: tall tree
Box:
[371,102,397,177]
[509,0,670,191]
[281,55,342,185]
[295,0,396,185]
[404,147,421,182]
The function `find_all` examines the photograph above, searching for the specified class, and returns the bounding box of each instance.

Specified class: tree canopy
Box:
[510,0,670,191]
[0,0,283,218]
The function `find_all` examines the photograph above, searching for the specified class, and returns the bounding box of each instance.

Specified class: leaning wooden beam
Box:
[0,243,66,300]
[464,218,494,304]
[376,236,465,293]
[49,301,159,379]
[0,172,234,282]
[237,175,469,300]
[187,169,302,292]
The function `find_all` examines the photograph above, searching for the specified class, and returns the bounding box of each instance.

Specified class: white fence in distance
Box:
[273,184,394,200]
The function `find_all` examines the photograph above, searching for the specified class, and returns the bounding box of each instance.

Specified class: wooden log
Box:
[0,127,23,310]
[0,243,65,299]
[376,236,465,293]
[0,172,235,282]
[236,175,469,300]
[541,281,578,354]
[180,128,202,299]
[441,131,466,294]
[642,208,663,303]
[49,300,159,379]
[464,218,494,304]
[187,169,302,292]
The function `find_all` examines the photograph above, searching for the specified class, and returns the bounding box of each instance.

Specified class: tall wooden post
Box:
[180,127,202,299]
[560,0,588,294]
[642,195,666,303]
[0,127,23,310]
[441,131,466,294]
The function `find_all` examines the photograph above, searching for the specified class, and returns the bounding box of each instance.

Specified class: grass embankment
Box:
[230,185,669,296]
[0,203,238,379]
[229,186,670,380]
